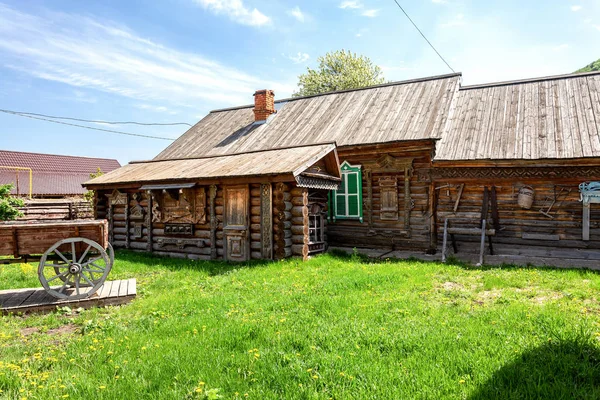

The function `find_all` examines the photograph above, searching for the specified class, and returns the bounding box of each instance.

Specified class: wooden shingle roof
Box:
[435,71,600,161]
[85,143,340,187]
[155,73,461,160]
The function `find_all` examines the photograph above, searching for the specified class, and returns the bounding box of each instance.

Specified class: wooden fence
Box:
[17,200,93,221]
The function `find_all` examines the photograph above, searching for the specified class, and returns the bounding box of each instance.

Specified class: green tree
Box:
[293,50,385,97]
[84,168,104,204]
[0,184,25,221]
[575,58,600,73]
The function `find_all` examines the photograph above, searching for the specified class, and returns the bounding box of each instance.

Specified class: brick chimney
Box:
[253,89,275,121]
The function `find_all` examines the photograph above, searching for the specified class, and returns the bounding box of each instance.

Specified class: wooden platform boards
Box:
[0,278,136,315]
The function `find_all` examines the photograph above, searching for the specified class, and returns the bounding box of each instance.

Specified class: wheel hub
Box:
[69,263,82,274]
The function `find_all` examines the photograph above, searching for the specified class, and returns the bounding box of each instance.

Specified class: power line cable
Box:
[390,0,456,73]
[0,108,193,127]
[1,109,175,141]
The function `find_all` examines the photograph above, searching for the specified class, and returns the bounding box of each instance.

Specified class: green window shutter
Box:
[333,161,363,222]
[336,194,346,216]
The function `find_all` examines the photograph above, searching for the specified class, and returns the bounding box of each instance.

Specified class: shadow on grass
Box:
[114,249,275,277]
[469,338,600,400]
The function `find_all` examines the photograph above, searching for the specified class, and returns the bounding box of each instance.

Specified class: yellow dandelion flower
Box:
[459,379,465,384]
[99,386,106,390]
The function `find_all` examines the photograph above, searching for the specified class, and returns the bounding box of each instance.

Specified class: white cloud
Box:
[432,0,447,3]
[361,9,379,18]
[288,6,305,22]
[193,0,270,27]
[339,1,362,9]
[571,5,582,12]
[285,52,310,64]
[440,13,465,28]
[0,4,293,109]
[135,104,178,114]
[552,44,569,51]
[596,25,600,31]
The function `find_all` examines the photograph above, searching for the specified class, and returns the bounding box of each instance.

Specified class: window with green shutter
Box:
[330,161,363,222]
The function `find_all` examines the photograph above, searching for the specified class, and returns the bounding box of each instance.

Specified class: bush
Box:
[0,184,25,221]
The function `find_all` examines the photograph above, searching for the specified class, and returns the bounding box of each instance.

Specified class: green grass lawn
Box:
[2,251,600,399]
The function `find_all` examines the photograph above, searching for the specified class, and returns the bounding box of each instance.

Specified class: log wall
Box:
[99,188,223,261]
[327,141,435,251]
[433,168,600,257]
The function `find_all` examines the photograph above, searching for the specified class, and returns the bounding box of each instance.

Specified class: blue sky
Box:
[1,0,599,164]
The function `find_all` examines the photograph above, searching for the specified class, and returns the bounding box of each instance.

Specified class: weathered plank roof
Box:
[435,71,600,161]
[85,143,340,187]
[155,73,461,160]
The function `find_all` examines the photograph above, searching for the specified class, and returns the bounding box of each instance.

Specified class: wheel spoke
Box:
[54,249,71,265]
[44,263,69,269]
[58,280,69,293]
[71,242,77,263]
[82,256,103,267]
[75,275,80,295]
[80,273,94,286]
[78,245,91,264]
[46,271,69,283]
[83,267,104,273]
[89,262,106,271]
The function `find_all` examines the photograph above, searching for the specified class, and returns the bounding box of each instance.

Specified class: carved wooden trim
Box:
[260,183,273,259]
[362,154,414,172]
[365,169,373,230]
[209,184,217,260]
[107,202,114,244]
[106,189,127,205]
[302,188,310,261]
[404,166,412,231]
[274,182,286,260]
[431,166,600,180]
[146,191,153,252]
[130,193,145,220]
[133,223,143,239]
[156,237,205,249]
[125,192,130,249]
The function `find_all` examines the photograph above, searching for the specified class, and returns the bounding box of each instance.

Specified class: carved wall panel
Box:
[379,176,399,221]
[153,187,206,224]
[130,193,145,220]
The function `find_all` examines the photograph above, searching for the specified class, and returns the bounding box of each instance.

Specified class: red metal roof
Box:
[0,150,120,196]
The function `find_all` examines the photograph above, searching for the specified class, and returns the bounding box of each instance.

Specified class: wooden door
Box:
[224,185,250,261]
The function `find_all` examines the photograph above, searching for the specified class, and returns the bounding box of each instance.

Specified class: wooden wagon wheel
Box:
[38,238,112,300]
[51,243,114,286]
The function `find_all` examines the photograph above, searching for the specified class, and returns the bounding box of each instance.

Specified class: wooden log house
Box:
[86,71,600,265]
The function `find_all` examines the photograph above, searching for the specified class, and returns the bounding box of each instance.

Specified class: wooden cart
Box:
[0,219,113,300]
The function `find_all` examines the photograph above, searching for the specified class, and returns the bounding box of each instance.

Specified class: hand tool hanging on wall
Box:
[539,186,571,219]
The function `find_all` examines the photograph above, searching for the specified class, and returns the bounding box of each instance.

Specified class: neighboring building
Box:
[85,71,600,265]
[0,150,120,198]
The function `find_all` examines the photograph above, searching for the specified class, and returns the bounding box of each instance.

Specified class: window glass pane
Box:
[348,194,359,216]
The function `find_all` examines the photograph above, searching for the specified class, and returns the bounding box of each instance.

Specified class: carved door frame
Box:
[223,184,250,261]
